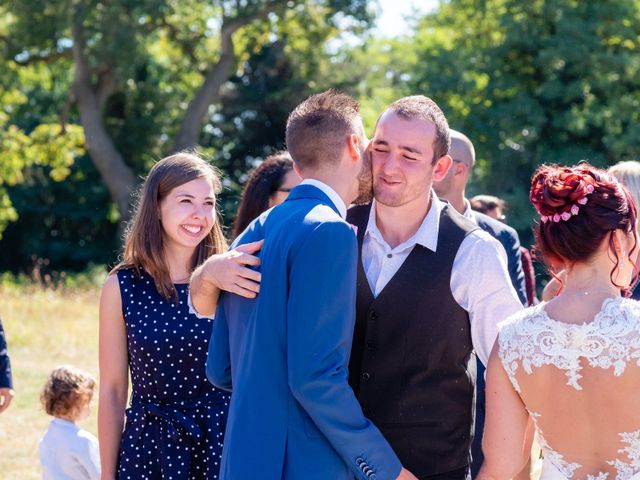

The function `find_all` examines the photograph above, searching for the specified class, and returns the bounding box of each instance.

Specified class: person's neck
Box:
[438,189,466,215]
[375,193,432,249]
[561,262,620,299]
[55,414,77,424]
[302,170,352,208]
[164,244,195,283]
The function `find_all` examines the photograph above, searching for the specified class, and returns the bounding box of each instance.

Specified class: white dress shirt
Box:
[298,178,347,219]
[39,418,101,480]
[362,192,523,365]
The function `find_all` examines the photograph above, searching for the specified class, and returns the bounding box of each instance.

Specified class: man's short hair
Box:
[286,90,361,170]
[385,95,450,164]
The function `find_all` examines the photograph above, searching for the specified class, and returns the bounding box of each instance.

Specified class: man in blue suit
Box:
[190,91,414,480]
[432,129,527,477]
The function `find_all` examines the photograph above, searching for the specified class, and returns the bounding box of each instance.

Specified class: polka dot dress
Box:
[116,269,229,480]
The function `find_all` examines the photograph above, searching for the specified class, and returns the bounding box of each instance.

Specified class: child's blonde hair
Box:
[41,365,96,418]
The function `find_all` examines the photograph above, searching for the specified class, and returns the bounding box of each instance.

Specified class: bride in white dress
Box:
[478,164,640,480]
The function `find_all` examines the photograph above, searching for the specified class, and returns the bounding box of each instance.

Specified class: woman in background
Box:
[232,151,301,238]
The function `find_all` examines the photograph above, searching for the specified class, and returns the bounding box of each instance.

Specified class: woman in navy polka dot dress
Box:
[98,153,251,479]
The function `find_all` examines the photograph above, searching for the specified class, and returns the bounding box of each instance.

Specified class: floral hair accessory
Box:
[539,183,595,223]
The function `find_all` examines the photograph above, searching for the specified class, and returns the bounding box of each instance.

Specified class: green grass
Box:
[0,284,100,479]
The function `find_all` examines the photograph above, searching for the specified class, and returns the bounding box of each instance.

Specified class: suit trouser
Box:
[418,466,470,480]
[470,358,485,477]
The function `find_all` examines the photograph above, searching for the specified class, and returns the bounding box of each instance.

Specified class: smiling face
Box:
[372,111,451,208]
[159,177,216,253]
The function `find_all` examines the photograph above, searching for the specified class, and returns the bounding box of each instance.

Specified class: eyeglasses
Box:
[276,188,292,193]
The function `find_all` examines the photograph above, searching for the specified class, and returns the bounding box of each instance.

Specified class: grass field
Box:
[0,283,100,479]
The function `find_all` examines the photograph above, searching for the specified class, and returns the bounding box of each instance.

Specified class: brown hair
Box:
[530,163,638,294]
[112,152,228,301]
[233,151,294,238]
[384,95,450,164]
[41,365,96,418]
[470,195,506,215]
[285,90,362,170]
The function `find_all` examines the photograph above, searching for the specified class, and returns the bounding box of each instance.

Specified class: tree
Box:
[3,0,371,225]
[0,0,372,272]
[401,0,640,234]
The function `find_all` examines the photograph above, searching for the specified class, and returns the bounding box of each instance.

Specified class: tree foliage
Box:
[401,0,640,234]
[0,0,371,272]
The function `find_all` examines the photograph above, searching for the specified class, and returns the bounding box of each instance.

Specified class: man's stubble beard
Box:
[352,144,373,205]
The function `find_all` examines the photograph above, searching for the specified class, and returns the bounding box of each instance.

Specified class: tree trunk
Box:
[71,6,138,224]
[172,1,287,152]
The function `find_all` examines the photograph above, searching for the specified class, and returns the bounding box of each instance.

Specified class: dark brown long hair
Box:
[232,151,294,238]
[112,152,227,301]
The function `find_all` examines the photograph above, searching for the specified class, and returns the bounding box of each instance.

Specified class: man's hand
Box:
[0,387,14,413]
[190,240,264,317]
[396,468,418,480]
[202,240,263,298]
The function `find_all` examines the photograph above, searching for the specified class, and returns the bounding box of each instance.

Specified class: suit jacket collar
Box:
[286,182,345,219]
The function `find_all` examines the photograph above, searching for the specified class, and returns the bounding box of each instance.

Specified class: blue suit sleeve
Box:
[0,317,12,389]
[286,221,402,480]
[500,228,527,306]
[206,299,232,391]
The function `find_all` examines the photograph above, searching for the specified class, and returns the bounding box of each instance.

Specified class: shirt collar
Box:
[365,190,444,253]
[461,199,478,224]
[299,179,347,219]
[51,418,79,429]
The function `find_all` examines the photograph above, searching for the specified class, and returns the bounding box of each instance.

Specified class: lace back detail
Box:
[498,298,640,392]
[498,298,640,479]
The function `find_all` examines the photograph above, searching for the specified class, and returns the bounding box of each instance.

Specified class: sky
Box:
[375,0,440,37]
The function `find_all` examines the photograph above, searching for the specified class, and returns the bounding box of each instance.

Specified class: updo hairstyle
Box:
[530,164,637,291]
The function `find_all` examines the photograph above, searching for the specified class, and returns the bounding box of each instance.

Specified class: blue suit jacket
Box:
[207,184,401,480]
[0,317,12,389]
[471,211,527,305]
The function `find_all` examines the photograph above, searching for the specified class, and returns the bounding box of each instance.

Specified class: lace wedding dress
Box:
[498,297,640,480]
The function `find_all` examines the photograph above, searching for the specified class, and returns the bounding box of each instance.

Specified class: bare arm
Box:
[98,274,129,480]
[189,240,263,317]
[477,344,533,480]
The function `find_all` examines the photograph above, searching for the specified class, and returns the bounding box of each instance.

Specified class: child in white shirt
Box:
[39,365,100,480]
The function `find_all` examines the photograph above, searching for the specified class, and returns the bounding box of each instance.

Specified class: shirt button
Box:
[362,372,371,381]
[366,342,374,351]
[386,253,392,258]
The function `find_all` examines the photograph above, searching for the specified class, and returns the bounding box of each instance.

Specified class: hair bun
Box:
[530,165,597,218]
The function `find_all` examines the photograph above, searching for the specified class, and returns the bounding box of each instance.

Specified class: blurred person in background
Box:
[39,365,100,480]
[433,129,527,477]
[0,315,14,413]
[232,151,301,238]
[470,195,538,307]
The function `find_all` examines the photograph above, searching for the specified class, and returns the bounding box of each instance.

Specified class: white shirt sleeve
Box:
[450,230,524,366]
[187,291,216,320]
